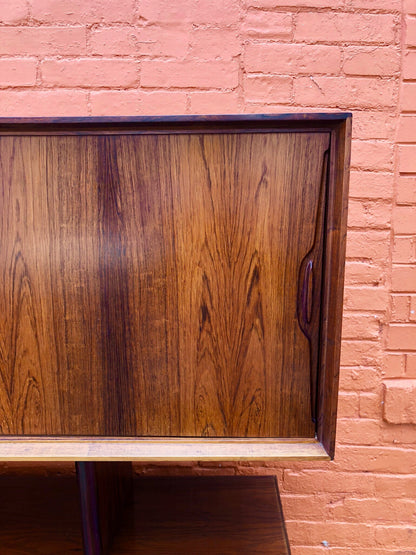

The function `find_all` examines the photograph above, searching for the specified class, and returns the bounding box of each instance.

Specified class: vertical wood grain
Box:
[0,137,61,434]
[0,129,330,439]
[46,136,104,435]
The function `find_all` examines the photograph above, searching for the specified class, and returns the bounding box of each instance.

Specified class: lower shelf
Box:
[0,475,83,554]
[0,471,290,554]
[113,476,290,554]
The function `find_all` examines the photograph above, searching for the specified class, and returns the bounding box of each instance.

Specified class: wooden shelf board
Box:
[0,437,329,461]
[111,476,290,554]
[0,475,83,554]
[0,474,291,554]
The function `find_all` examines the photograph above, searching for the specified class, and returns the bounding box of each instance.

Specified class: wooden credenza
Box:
[0,114,351,553]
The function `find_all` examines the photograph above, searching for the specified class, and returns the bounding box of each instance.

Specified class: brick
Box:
[337,418,381,445]
[392,206,416,234]
[352,112,395,140]
[392,266,416,292]
[397,176,416,204]
[0,58,37,87]
[381,422,416,444]
[340,340,381,366]
[0,90,88,116]
[406,16,416,46]
[137,91,187,115]
[188,91,240,113]
[384,379,416,424]
[334,445,416,474]
[283,469,376,495]
[399,145,416,173]
[397,115,416,143]
[249,0,342,6]
[90,25,191,58]
[374,473,416,498]
[337,392,360,418]
[295,13,395,44]
[343,47,400,77]
[392,295,411,321]
[139,0,239,25]
[40,58,138,88]
[405,0,416,14]
[138,26,190,57]
[331,497,415,523]
[359,393,381,418]
[344,287,389,311]
[242,11,292,38]
[0,27,86,56]
[339,366,380,391]
[344,261,384,286]
[141,60,239,89]
[382,354,406,378]
[407,353,416,376]
[190,28,240,60]
[31,0,135,24]
[244,75,292,103]
[401,82,416,111]
[281,494,329,521]
[351,141,393,171]
[286,520,375,548]
[90,91,139,115]
[411,296,416,322]
[387,324,416,350]
[0,0,27,23]
[244,104,307,114]
[349,172,393,200]
[89,26,138,56]
[294,77,396,109]
[342,314,381,340]
[348,0,402,8]
[403,51,416,80]
[245,43,341,75]
[346,230,390,262]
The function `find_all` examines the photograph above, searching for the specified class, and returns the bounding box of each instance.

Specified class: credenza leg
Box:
[76,461,133,555]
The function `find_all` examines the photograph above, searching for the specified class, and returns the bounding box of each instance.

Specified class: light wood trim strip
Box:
[0,438,329,461]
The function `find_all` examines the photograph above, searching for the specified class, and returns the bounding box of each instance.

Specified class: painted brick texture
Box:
[1,1,415,553]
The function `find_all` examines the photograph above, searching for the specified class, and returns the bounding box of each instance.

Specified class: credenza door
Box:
[0,130,330,438]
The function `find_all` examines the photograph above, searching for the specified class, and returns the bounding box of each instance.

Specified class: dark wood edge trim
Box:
[76,462,133,555]
[316,116,352,459]
[76,462,102,555]
[0,113,352,124]
[0,113,352,134]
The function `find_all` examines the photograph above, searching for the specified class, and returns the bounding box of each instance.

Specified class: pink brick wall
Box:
[1,1,415,552]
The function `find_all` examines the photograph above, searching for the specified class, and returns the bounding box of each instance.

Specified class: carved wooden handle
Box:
[298,257,314,337]
[303,259,314,326]
[296,148,329,423]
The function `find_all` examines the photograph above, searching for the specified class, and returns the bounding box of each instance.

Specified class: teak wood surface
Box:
[0,114,351,459]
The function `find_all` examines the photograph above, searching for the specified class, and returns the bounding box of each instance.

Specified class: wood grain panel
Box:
[0,130,329,438]
[46,136,104,435]
[162,132,330,437]
[0,137,61,434]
